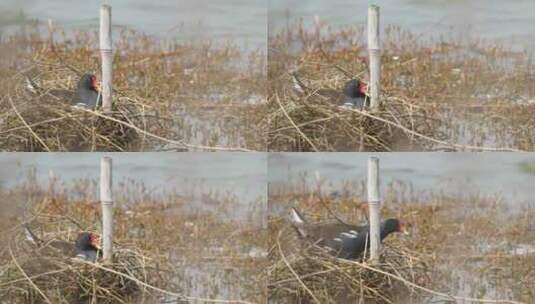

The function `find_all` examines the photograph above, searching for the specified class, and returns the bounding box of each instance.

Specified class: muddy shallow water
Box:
[0,0,267,50]
[268,152,535,205]
[269,0,535,52]
[0,153,267,205]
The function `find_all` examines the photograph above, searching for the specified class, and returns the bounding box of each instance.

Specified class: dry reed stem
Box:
[7,95,51,152]
[274,94,318,151]
[346,107,521,152]
[75,259,255,304]
[344,258,524,304]
[77,108,254,152]
[276,230,321,304]
[8,242,52,304]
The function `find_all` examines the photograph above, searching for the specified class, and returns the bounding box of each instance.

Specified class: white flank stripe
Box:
[341,232,357,238]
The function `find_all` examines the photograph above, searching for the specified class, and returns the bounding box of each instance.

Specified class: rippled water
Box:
[2,1,532,52]
[0,152,267,204]
[269,0,535,51]
[269,153,535,205]
[4,152,532,206]
[0,0,267,49]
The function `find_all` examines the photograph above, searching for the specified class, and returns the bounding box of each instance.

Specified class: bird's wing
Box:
[47,89,76,102]
[337,229,369,259]
[48,239,77,256]
[77,249,98,262]
[319,229,361,257]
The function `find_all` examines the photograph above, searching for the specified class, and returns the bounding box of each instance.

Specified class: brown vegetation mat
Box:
[269,226,431,303]
[0,200,181,303]
[268,23,534,151]
[0,25,266,151]
[268,181,534,303]
[0,175,265,303]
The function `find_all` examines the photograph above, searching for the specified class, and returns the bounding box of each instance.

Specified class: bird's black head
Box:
[75,232,100,251]
[343,79,368,98]
[383,218,404,236]
[78,74,99,92]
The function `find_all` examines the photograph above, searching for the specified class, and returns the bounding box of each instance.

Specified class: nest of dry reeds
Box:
[0,187,182,304]
[268,225,431,304]
[2,233,152,303]
[268,27,443,152]
[268,22,535,151]
[1,63,178,152]
[269,72,441,151]
[0,219,178,304]
[1,24,267,152]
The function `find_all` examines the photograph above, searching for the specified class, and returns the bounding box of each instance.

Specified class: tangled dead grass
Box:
[268,175,535,303]
[0,23,267,151]
[2,232,159,303]
[3,72,156,151]
[268,22,535,151]
[267,192,432,304]
[0,192,181,303]
[269,223,431,303]
[0,173,266,303]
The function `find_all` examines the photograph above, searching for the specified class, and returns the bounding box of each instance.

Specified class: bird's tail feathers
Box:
[289,207,306,224]
[22,223,41,244]
[289,207,308,238]
[23,73,40,94]
[290,72,308,94]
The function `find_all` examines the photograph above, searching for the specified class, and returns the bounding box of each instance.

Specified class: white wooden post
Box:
[314,15,321,44]
[367,156,381,264]
[99,4,113,112]
[47,19,54,50]
[367,5,381,111]
[100,156,113,262]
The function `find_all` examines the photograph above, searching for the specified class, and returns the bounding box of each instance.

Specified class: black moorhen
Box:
[25,73,101,109]
[24,224,101,262]
[291,72,369,109]
[289,207,404,259]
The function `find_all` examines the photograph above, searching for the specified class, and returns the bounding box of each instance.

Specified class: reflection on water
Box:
[0,153,267,204]
[269,0,535,51]
[0,0,266,49]
[269,153,535,204]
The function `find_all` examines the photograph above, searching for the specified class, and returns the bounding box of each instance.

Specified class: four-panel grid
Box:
[0,1,534,303]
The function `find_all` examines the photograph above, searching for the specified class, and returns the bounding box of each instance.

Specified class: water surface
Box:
[269,153,535,205]
[0,0,267,49]
[0,152,267,204]
[269,0,535,51]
